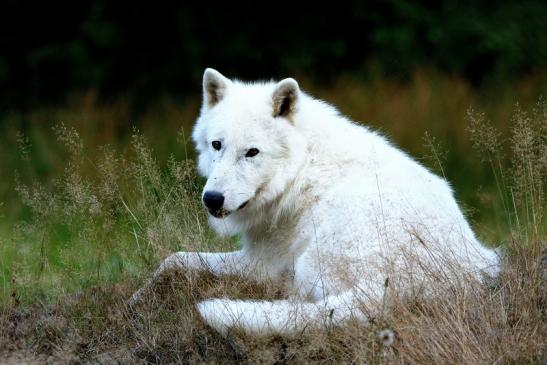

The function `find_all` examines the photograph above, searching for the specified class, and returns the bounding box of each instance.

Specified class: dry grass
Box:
[0,85,545,363]
[1,249,544,363]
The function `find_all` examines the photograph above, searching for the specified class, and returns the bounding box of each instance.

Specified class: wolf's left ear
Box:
[272,78,300,119]
[203,68,231,108]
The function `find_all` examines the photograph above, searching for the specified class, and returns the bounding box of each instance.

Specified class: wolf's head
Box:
[192,69,307,231]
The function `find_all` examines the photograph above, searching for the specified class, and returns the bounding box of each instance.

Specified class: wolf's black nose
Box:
[203,191,225,211]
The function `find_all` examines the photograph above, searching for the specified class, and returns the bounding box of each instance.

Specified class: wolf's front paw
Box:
[127,288,144,306]
[197,299,234,336]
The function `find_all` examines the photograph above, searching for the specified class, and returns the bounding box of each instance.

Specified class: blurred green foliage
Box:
[1,1,546,109]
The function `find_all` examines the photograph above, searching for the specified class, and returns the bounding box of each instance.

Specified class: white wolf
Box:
[130,68,499,335]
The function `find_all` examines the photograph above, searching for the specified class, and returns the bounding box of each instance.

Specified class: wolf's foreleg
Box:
[129,250,247,304]
[196,290,368,336]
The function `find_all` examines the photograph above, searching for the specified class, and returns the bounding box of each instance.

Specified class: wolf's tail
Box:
[196,291,367,336]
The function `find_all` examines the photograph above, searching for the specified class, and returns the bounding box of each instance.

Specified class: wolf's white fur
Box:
[131,68,499,335]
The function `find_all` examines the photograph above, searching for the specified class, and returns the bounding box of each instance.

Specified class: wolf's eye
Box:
[245,148,260,158]
[212,141,221,150]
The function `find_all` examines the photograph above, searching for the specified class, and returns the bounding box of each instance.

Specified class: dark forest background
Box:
[1,1,546,110]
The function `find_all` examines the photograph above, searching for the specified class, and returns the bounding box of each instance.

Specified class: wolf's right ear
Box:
[203,68,231,109]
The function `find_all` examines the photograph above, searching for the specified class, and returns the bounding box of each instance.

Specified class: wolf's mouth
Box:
[237,200,249,210]
[208,200,250,218]
[208,208,230,218]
